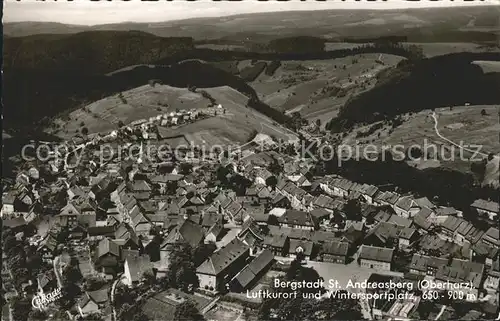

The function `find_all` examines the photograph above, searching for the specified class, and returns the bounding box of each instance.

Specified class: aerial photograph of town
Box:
[1,0,499,320]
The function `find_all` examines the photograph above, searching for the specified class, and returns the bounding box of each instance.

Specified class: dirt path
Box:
[111,273,124,321]
[431,111,492,158]
[434,305,447,320]
[53,256,63,288]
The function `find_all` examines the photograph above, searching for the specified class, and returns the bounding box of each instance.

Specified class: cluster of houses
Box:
[2,114,499,320]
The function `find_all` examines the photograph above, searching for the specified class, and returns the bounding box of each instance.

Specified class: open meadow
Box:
[342,105,500,186]
[49,84,297,146]
[250,54,405,127]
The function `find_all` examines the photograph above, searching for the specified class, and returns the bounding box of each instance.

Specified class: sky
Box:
[4,0,499,26]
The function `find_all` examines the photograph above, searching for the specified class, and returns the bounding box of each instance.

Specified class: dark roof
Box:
[201,212,220,228]
[151,174,185,183]
[278,210,314,227]
[435,258,484,289]
[196,238,249,276]
[88,226,116,237]
[387,214,412,227]
[239,218,265,241]
[310,208,331,220]
[289,239,314,256]
[359,245,394,263]
[233,249,274,288]
[471,199,499,213]
[264,234,288,248]
[320,241,349,256]
[96,238,120,258]
[409,254,448,272]
[161,219,204,249]
[413,208,433,230]
[142,289,210,321]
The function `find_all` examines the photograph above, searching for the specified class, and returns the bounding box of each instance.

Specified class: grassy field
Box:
[472,60,500,73]
[49,84,296,146]
[250,53,404,127]
[50,85,209,138]
[404,42,499,57]
[324,42,365,51]
[342,105,500,186]
[196,44,246,51]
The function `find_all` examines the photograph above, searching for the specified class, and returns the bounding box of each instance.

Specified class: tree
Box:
[269,159,283,176]
[142,270,156,286]
[118,120,125,128]
[81,127,89,135]
[192,242,216,267]
[179,163,193,175]
[265,176,278,188]
[84,276,107,291]
[166,243,199,292]
[11,297,32,321]
[174,300,205,321]
[28,309,48,320]
[63,263,83,285]
[344,199,362,221]
[59,283,81,309]
[3,234,18,256]
[481,109,487,116]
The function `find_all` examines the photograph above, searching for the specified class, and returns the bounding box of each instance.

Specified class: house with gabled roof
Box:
[238,218,265,254]
[196,238,250,292]
[229,249,274,292]
[440,216,484,246]
[278,210,316,230]
[77,287,109,318]
[358,245,394,271]
[223,200,242,222]
[471,199,499,222]
[434,206,462,224]
[113,223,142,251]
[358,184,379,205]
[141,289,211,321]
[413,207,434,233]
[318,240,349,264]
[123,254,154,286]
[434,259,484,299]
[485,257,499,291]
[289,239,314,261]
[479,227,499,248]
[38,233,58,262]
[37,271,57,294]
[364,222,418,249]
[414,197,436,210]
[263,234,289,256]
[94,238,121,277]
[160,219,204,265]
[409,254,448,276]
[329,178,353,198]
[374,191,400,208]
[394,196,419,218]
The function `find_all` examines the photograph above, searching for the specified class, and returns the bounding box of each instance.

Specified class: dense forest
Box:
[2,31,429,134]
[3,31,195,73]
